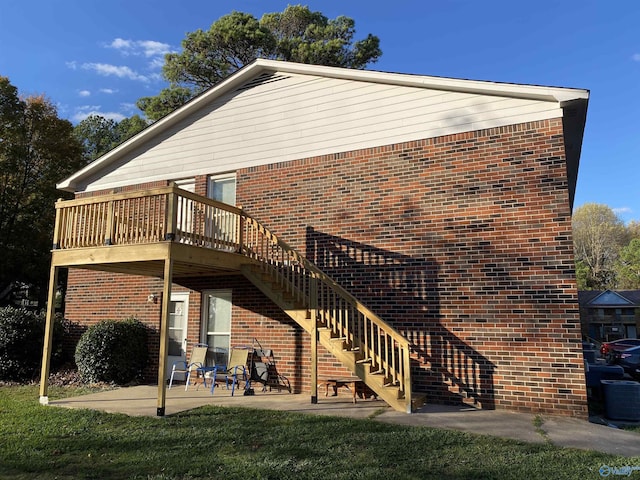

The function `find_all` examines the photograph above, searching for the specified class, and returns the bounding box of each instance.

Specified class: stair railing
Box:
[242,216,412,404]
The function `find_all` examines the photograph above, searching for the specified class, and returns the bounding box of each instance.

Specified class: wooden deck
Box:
[39,185,413,415]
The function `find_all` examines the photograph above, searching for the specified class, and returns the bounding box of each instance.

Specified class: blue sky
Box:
[1,1,638,222]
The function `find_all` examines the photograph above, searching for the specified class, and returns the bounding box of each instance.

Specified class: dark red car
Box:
[600,338,640,361]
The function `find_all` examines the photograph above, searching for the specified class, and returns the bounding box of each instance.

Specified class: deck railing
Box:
[53,185,412,405]
[53,185,244,251]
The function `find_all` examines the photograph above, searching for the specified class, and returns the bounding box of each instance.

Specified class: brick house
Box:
[39,59,589,417]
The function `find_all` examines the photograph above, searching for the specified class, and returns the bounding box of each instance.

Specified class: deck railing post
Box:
[52,199,63,249]
[104,200,115,245]
[165,187,178,241]
[237,208,245,254]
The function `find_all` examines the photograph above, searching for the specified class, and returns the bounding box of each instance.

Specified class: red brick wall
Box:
[64,271,350,392]
[237,118,587,417]
[65,270,167,379]
[64,117,587,416]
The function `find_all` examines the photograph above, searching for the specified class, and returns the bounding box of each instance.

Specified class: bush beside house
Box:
[0,307,66,381]
[74,318,148,384]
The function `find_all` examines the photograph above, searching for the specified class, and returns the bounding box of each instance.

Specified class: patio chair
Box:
[210,347,250,396]
[168,343,211,391]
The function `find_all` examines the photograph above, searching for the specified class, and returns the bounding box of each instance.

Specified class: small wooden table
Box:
[319,378,366,404]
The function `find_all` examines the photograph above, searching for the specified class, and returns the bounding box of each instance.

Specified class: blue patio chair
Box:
[168,343,209,390]
[210,347,249,396]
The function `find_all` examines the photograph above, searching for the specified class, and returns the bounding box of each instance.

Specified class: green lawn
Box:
[0,385,636,479]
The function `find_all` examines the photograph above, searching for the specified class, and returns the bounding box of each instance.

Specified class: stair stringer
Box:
[241,264,412,413]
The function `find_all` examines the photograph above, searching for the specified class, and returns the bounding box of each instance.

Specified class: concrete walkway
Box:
[48,385,640,458]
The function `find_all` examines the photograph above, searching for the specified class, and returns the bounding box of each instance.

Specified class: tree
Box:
[572,203,626,290]
[73,115,118,162]
[137,5,381,120]
[0,77,84,306]
[74,114,148,162]
[261,5,381,69]
[135,87,194,123]
[617,238,640,289]
[114,115,148,143]
[626,220,640,241]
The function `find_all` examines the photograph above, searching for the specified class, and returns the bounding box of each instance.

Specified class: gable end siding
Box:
[79,73,564,193]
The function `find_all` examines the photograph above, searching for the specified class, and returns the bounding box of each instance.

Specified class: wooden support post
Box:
[310,274,318,404]
[157,257,174,416]
[39,265,60,405]
[403,343,412,413]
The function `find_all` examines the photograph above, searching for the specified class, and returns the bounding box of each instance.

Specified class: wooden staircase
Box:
[241,218,414,413]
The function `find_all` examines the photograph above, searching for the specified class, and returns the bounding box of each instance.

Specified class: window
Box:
[207,174,237,249]
[208,174,236,205]
[174,178,195,240]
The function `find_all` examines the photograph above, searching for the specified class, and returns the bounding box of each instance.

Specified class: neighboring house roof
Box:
[578,290,640,307]
[59,59,589,200]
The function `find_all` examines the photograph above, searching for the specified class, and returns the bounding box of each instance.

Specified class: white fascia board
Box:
[58,59,590,192]
[257,59,590,103]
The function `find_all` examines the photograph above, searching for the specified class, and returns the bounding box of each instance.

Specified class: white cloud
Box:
[66,61,78,70]
[72,106,126,123]
[633,53,640,62]
[107,38,173,58]
[613,207,632,214]
[99,88,117,94]
[109,38,132,50]
[613,207,633,217]
[148,57,165,70]
[78,90,91,97]
[120,102,137,112]
[81,62,149,82]
[138,40,172,58]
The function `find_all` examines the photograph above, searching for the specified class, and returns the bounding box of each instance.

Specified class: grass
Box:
[0,385,638,480]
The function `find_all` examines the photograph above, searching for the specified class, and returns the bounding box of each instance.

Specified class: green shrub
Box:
[74,318,148,384]
[0,307,66,381]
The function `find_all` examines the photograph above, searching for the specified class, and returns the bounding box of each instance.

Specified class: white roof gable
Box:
[59,59,589,193]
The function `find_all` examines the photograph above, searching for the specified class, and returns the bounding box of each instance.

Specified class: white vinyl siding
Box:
[81,73,564,192]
